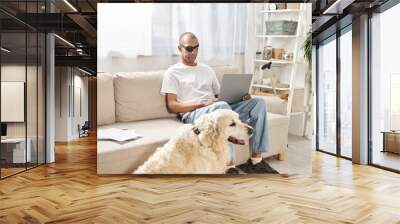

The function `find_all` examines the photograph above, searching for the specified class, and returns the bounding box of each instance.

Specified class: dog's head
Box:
[193,109,253,148]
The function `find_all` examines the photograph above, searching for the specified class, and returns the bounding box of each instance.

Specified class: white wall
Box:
[1,65,26,138]
[55,67,89,141]
[55,67,69,141]
[1,65,38,138]
[71,74,89,138]
[1,63,46,163]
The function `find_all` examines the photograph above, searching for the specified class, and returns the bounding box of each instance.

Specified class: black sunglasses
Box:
[180,44,199,52]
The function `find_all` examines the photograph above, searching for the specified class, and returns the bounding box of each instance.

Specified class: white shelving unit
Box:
[256,35,299,38]
[251,3,306,117]
[252,3,308,135]
[252,84,304,91]
[254,59,294,64]
[259,9,301,14]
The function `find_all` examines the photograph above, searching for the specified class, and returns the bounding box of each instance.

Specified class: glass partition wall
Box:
[370,3,400,172]
[0,2,46,179]
[339,27,352,159]
[317,35,337,155]
[316,26,352,159]
[316,0,400,172]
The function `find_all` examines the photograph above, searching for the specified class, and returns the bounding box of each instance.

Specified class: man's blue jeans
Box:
[182,97,270,162]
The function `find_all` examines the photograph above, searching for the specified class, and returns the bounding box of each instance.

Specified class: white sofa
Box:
[97,66,290,174]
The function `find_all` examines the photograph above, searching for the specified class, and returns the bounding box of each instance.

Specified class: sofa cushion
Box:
[97,73,116,126]
[114,71,177,122]
[234,111,289,164]
[97,118,184,174]
[267,112,289,128]
[253,95,288,115]
[97,111,289,174]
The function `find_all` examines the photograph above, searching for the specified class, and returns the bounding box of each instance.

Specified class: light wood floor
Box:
[267,135,312,175]
[1,135,400,223]
[1,167,26,178]
[372,150,400,171]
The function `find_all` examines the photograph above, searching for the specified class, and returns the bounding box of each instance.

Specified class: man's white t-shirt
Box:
[160,62,220,104]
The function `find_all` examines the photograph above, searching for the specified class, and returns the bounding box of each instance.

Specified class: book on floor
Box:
[97,128,142,142]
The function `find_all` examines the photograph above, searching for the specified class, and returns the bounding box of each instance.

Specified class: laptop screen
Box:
[1,123,7,137]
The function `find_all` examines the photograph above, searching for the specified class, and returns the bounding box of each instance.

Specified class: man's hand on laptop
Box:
[241,93,252,101]
[200,98,218,107]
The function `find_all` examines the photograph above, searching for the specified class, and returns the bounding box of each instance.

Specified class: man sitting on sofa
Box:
[160,32,272,173]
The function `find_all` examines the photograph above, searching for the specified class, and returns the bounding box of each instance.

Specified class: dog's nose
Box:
[247,126,253,136]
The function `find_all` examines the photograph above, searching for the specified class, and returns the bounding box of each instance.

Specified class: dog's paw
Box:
[226,167,240,175]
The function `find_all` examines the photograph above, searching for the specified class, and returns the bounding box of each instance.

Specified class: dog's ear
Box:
[194,114,219,147]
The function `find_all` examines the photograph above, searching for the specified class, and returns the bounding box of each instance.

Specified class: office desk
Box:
[1,138,32,164]
[381,131,400,154]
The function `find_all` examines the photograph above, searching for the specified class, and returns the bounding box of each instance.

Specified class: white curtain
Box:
[152,3,248,66]
[97,3,153,72]
[97,3,153,58]
[98,3,255,72]
[244,4,256,74]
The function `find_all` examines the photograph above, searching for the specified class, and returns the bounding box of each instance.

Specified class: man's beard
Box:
[185,55,196,63]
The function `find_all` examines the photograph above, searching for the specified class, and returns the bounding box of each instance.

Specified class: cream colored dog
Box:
[134,109,253,174]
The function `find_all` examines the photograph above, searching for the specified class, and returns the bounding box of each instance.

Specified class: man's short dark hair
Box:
[179,32,198,45]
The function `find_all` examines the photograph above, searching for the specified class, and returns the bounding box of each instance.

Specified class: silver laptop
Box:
[218,74,253,104]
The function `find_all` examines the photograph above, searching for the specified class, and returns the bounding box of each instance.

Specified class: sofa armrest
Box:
[252,95,288,115]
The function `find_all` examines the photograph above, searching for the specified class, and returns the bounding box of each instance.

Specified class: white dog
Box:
[134,109,253,174]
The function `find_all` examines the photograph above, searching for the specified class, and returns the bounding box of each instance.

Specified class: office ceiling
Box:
[1,0,396,71]
[311,0,391,43]
[0,0,100,72]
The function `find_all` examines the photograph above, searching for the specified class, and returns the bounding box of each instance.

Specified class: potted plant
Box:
[302,32,312,138]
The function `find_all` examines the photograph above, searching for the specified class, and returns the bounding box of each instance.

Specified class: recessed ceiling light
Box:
[1,47,11,53]
[323,0,354,15]
[54,34,75,48]
[63,0,78,12]
[77,67,93,76]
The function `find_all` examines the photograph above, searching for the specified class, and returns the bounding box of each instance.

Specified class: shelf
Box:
[254,59,294,64]
[290,111,304,116]
[256,35,298,38]
[253,5,308,133]
[251,84,290,91]
[254,59,307,65]
[252,84,304,91]
[259,9,300,14]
